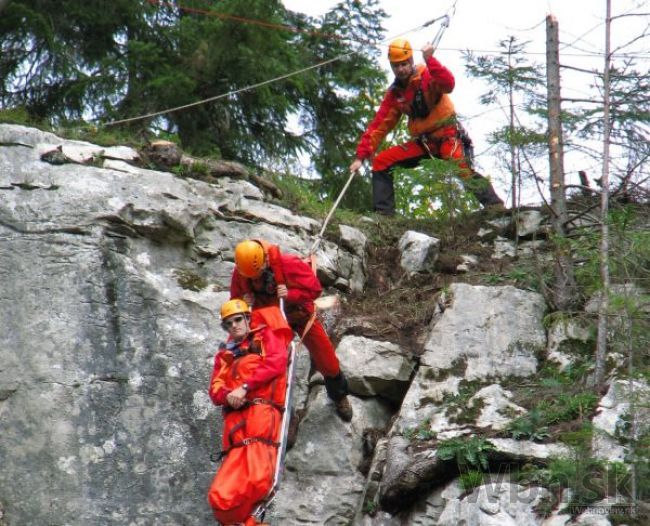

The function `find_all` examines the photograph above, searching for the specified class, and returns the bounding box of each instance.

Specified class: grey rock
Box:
[398,230,440,275]
[337,336,415,402]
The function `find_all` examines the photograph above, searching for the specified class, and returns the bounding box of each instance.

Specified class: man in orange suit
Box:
[207,299,292,526]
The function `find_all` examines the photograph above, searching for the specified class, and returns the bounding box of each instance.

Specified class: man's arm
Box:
[242,327,289,392]
[354,90,403,162]
[208,352,231,406]
[423,43,455,93]
[281,254,323,304]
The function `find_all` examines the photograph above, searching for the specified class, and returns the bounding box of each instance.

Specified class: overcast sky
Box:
[282,0,648,205]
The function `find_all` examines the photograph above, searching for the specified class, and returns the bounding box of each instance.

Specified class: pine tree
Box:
[285,0,388,211]
[463,37,546,208]
[0,0,388,213]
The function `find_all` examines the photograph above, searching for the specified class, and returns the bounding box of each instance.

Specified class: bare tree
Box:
[593,0,613,389]
[545,15,578,310]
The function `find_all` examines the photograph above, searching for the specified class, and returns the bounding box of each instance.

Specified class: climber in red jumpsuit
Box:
[230,239,353,422]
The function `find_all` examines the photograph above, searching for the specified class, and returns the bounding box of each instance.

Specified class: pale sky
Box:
[282,0,648,206]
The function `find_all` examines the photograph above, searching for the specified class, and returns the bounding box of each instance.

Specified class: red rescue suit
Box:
[352,55,507,214]
[230,244,342,381]
[207,306,292,525]
[355,55,467,175]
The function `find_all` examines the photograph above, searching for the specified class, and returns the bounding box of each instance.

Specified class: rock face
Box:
[0,125,366,525]
[395,283,547,433]
[2,125,639,526]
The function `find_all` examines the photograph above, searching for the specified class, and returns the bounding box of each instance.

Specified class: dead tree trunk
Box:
[546,15,577,310]
[593,0,613,390]
[507,37,518,210]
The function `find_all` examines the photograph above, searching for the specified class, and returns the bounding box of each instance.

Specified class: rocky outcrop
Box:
[1,125,642,526]
[0,124,366,525]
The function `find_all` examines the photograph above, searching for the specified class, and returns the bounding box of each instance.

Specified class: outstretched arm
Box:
[423,43,455,93]
[355,90,403,161]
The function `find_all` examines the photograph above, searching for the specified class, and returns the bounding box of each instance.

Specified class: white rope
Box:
[310,168,358,255]
[101,19,442,128]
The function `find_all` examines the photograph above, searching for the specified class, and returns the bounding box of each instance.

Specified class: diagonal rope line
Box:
[102,54,352,127]
[102,5,453,127]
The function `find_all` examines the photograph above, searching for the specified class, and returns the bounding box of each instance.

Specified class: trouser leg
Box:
[298,318,349,401]
[299,318,341,378]
[372,169,395,215]
[371,141,429,216]
[437,130,503,207]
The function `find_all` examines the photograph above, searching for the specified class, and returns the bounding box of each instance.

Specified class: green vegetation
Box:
[459,470,484,491]
[443,381,485,425]
[507,409,550,442]
[173,269,208,292]
[436,436,495,471]
[362,499,378,515]
[393,158,480,220]
[403,419,436,441]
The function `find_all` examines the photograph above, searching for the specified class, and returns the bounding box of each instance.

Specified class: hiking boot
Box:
[334,396,353,422]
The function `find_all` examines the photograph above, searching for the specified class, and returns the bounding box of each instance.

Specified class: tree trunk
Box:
[545,15,577,310]
[507,37,518,210]
[593,0,612,390]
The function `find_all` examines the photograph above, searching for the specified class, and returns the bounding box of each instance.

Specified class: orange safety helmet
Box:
[220,298,251,320]
[388,38,413,63]
[234,240,266,278]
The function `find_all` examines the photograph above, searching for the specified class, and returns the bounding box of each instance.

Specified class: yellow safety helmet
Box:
[234,240,266,278]
[388,38,413,63]
[220,298,251,320]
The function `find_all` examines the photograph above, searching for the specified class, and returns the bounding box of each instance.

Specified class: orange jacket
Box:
[356,55,456,160]
[207,306,292,524]
[209,306,292,405]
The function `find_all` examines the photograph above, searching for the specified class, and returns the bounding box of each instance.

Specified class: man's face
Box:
[391,59,414,83]
[223,314,249,341]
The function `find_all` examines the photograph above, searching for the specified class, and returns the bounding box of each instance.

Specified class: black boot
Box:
[372,169,396,215]
[467,172,505,209]
[324,372,353,422]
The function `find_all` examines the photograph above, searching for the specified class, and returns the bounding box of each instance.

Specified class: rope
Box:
[309,167,359,255]
[431,0,457,51]
[102,54,351,127]
[101,2,458,128]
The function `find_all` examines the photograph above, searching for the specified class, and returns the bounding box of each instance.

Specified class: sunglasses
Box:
[222,315,246,330]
